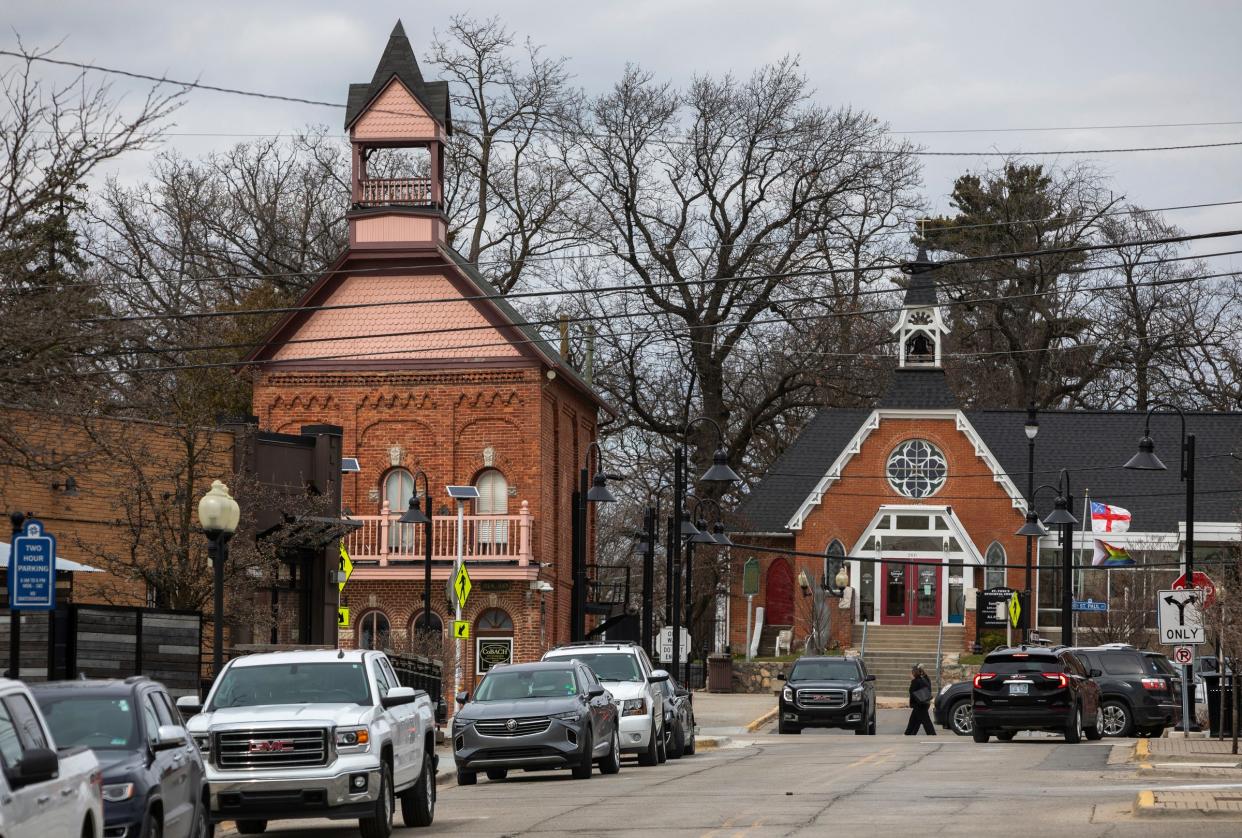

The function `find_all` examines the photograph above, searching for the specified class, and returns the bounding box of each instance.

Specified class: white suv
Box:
[543,642,668,765]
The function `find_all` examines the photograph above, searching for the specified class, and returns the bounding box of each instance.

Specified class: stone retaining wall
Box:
[730,660,783,695]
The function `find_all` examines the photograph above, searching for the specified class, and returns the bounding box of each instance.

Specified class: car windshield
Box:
[983,656,1060,674]
[789,660,860,681]
[563,653,643,682]
[37,695,138,750]
[474,669,578,701]
[208,662,371,709]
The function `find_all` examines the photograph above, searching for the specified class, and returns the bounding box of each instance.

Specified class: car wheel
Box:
[572,727,594,779]
[638,721,660,765]
[599,728,622,775]
[191,797,211,838]
[656,726,668,763]
[359,761,394,838]
[1065,705,1083,744]
[949,698,974,736]
[400,749,436,827]
[456,769,477,786]
[684,719,696,754]
[996,731,1016,742]
[234,822,267,835]
[1098,700,1133,738]
[139,809,163,838]
[669,721,685,758]
[868,709,877,735]
[972,726,989,744]
[778,716,801,735]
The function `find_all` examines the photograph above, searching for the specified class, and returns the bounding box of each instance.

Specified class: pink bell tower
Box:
[344,21,452,250]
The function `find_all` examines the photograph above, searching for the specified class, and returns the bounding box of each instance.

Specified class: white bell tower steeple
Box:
[892,246,948,369]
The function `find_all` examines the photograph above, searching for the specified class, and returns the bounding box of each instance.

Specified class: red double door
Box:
[881,560,940,626]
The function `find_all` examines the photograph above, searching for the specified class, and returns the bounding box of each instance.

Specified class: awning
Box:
[0,541,103,573]
[258,515,362,551]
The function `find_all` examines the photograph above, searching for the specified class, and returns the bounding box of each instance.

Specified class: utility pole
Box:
[641,505,656,659]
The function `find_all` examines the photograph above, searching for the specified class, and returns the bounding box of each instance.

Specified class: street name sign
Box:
[8,519,56,611]
[658,626,690,664]
[1072,598,1109,613]
[1157,589,1204,645]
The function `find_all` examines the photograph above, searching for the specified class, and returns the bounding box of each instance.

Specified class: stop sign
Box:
[1172,571,1217,608]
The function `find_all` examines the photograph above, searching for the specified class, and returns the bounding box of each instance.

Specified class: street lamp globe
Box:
[1024,405,1039,440]
[834,567,849,590]
[796,569,811,595]
[198,480,240,535]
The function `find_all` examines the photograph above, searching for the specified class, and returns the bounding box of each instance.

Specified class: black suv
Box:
[1069,645,1182,737]
[777,656,876,735]
[31,676,208,838]
[972,646,1103,743]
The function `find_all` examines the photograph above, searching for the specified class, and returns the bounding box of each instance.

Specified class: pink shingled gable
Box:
[353,79,439,140]
[269,272,523,362]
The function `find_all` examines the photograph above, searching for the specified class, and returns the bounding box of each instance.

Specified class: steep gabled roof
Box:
[345,21,451,133]
[900,245,938,306]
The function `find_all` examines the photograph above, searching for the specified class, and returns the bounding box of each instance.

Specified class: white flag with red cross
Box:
[1090,501,1131,534]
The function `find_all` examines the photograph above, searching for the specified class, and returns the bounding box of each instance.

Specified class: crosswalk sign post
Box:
[453,620,470,639]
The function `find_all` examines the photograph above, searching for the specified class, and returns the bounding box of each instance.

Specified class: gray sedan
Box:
[452,660,621,784]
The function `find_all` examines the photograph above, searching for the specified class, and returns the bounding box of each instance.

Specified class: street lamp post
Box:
[637,506,657,658]
[684,496,732,668]
[571,441,616,641]
[1023,406,1039,641]
[1124,403,1196,732]
[198,480,240,678]
[1028,472,1078,646]
[672,418,740,682]
[7,512,26,679]
[398,471,434,634]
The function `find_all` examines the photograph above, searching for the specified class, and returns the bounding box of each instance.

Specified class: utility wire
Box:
[6,49,1242,157]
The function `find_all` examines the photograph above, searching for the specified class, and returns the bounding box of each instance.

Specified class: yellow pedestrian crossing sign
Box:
[1008,591,1022,629]
[338,543,353,593]
[337,607,350,628]
[453,564,473,608]
[453,620,470,639]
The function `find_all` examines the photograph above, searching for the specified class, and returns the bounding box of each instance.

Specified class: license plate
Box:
[1008,683,1029,696]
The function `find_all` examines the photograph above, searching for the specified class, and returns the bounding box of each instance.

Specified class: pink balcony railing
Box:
[357,177,433,207]
[344,500,533,566]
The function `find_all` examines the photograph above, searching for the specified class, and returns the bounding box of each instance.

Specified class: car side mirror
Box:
[455,691,470,705]
[588,685,606,698]
[864,674,876,682]
[175,695,202,717]
[1089,669,1102,678]
[6,747,58,788]
[153,724,187,751]
[776,672,786,681]
[647,669,670,684]
[382,686,419,709]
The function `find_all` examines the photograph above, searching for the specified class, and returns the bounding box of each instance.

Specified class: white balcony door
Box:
[385,468,415,551]
[475,469,509,550]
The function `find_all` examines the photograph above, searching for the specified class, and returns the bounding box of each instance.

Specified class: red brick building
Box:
[245,23,610,690]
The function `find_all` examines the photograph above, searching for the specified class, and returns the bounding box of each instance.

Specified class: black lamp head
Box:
[700,447,741,484]
[398,496,431,525]
[711,521,733,547]
[1042,495,1079,526]
[586,472,617,503]
[1024,404,1039,440]
[1015,511,1049,537]
[1124,434,1167,471]
[678,510,700,537]
[690,528,718,544]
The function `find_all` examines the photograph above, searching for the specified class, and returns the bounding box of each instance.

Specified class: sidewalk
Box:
[1131,735,1242,818]
[1137,735,1242,764]
[692,691,777,736]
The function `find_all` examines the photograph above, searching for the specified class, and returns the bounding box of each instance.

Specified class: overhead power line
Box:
[6,50,1242,157]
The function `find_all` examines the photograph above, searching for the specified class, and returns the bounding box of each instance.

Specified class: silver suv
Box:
[543,642,668,765]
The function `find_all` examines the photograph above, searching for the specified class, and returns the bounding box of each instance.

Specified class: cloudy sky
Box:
[8,1,1242,262]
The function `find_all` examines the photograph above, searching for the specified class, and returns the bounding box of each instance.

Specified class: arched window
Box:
[985,542,1007,590]
[383,469,415,550]
[358,610,391,651]
[474,608,514,675]
[474,469,509,551]
[824,539,847,589]
[409,610,444,636]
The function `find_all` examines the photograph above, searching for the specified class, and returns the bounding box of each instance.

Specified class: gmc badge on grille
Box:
[249,739,295,753]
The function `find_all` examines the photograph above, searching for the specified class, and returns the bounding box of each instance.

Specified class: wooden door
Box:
[765,560,795,625]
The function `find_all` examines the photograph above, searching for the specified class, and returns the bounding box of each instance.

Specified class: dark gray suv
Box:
[452,661,620,784]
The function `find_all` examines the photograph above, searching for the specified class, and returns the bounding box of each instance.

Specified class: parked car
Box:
[656,674,696,758]
[0,677,103,838]
[32,676,208,838]
[180,648,436,836]
[934,680,974,736]
[971,646,1102,743]
[1070,646,1182,737]
[542,642,667,766]
[777,656,876,735]
[452,660,620,784]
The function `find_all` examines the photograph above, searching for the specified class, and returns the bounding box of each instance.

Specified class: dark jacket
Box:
[909,673,932,708]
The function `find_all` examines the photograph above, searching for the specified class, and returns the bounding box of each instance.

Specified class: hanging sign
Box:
[8,519,57,611]
[476,637,512,674]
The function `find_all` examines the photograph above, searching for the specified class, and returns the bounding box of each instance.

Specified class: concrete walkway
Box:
[692,691,777,735]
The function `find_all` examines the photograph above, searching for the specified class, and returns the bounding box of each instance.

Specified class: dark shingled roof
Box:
[735,407,1242,534]
[899,245,939,307]
[345,21,452,133]
[879,368,958,409]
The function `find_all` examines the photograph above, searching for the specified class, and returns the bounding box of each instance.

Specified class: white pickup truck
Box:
[179,649,436,837]
[0,677,103,838]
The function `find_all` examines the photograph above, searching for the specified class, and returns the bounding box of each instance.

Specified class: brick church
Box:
[244,23,610,690]
[733,248,1241,686]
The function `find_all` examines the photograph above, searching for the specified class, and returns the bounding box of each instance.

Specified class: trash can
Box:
[707,653,733,693]
[1205,674,1240,737]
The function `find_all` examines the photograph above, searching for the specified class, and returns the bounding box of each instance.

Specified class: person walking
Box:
[905,663,935,735]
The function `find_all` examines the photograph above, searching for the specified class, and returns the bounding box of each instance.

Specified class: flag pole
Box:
[1079,489,1090,639]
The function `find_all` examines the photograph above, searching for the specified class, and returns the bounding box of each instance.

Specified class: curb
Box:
[745,707,778,732]
[1133,789,1242,818]
[1134,739,1150,761]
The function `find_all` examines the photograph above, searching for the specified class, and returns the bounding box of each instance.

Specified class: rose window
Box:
[886,439,947,498]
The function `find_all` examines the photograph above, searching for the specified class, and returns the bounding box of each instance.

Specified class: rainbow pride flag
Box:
[1093,539,1135,567]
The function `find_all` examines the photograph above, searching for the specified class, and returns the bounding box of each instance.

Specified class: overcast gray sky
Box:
[8,0,1242,263]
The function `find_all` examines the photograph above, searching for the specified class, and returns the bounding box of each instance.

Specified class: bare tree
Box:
[1201,561,1242,754]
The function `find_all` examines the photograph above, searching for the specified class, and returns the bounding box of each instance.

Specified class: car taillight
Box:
[1141,677,1166,690]
[1042,673,1069,688]
[973,672,996,688]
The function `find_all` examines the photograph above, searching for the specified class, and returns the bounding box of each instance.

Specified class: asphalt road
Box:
[220,710,1242,836]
